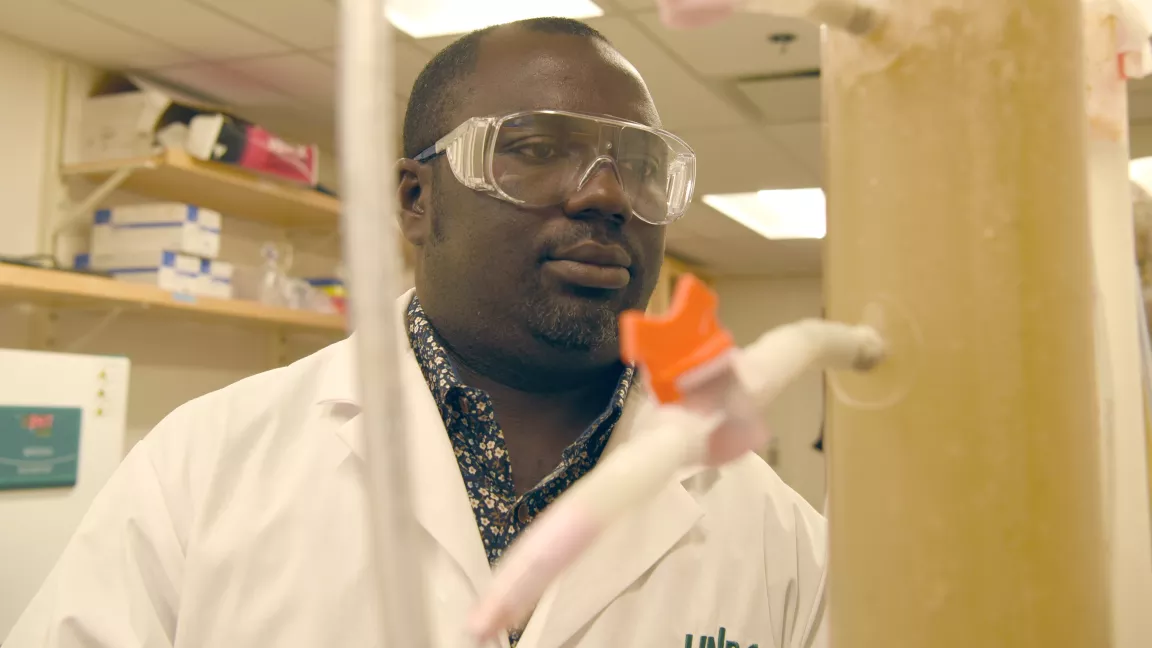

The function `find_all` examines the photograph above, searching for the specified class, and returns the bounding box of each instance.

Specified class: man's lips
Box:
[544,242,632,290]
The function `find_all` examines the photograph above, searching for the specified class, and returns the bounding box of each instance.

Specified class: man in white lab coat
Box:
[6,18,828,648]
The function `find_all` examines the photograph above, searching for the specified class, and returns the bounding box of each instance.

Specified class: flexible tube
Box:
[468,320,883,641]
[733,319,884,411]
[337,1,431,646]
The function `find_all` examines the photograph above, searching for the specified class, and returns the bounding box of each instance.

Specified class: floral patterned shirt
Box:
[406,296,633,569]
[405,297,633,645]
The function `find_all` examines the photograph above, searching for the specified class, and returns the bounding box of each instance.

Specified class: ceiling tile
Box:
[194,0,337,50]
[665,235,723,268]
[669,228,824,276]
[64,0,290,59]
[0,1,192,68]
[634,9,820,78]
[736,76,821,124]
[689,201,770,240]
[309,40,428,97]
[720,238,823,276]
[394,39,432,95]
[226,54,335,104]
[667,205,723,239]
[413,32,464,54]
[147,62,290,106]
[579,0,632,13]
[406,16,751,130]
[590,17,749,130]
[764,121,821,178]
[680,127,818,194]
[674,188,826,276]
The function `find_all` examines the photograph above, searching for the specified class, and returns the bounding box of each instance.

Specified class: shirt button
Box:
[516,503,531,525]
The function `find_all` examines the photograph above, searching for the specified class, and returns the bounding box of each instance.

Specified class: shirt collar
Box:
[405,295,464,405]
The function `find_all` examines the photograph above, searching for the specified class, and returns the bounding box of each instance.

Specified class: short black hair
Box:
[402,17,612,159]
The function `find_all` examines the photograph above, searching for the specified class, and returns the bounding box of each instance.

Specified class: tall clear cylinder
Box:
[822,1,1109,645]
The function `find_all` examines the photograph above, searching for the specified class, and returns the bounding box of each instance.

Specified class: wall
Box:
[714,276,827,509]
[0,35,51,258]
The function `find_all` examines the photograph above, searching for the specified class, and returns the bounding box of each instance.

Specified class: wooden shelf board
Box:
[0,264,346,334]
[62,149,341,229]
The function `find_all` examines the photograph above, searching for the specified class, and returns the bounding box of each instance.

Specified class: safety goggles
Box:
[413,110,697,225]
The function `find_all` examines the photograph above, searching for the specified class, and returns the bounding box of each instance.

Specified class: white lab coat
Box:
[6,291,829,648]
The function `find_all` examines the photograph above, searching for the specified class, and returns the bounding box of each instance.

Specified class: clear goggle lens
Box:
[430,111,696,225]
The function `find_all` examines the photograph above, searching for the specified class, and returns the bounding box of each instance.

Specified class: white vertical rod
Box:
[337,1,431,646]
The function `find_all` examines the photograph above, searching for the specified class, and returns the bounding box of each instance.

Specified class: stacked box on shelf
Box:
[75,250,200,294]
[198,258,234,299]
[80,203,234,299]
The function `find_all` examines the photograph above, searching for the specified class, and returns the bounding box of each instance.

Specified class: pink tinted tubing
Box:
[469,320,884,640]
[470,404,720,641]
[468,504,601,642]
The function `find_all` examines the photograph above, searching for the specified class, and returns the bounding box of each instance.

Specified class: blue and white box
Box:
[76,250,200,294]
[92,203,221,259]
[197,259,234,299]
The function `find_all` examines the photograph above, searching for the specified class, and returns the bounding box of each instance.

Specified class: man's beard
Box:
[519,288,620,352]
[428,184,629,353]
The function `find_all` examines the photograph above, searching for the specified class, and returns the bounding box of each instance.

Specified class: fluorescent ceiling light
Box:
[386,0,605,39]
[702,189,827,240]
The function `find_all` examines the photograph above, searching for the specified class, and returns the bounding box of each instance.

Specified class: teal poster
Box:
[0,406,82,489]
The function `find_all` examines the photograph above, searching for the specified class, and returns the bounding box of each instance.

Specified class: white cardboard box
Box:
[76,250,200,294]
[197,259,234,299]
[91,203,221,259]
[78,74,221,164]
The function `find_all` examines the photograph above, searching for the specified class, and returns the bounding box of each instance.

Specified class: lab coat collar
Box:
[312,288,416,407]
[316,289,494,597]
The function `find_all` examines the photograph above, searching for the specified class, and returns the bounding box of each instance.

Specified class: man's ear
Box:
[397,158,433,247]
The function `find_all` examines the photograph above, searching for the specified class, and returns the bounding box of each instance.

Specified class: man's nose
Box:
[563,158,632,224]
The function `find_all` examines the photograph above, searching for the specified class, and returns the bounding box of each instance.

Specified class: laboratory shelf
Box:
[0,264,346,334]
[61,149,340,229]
